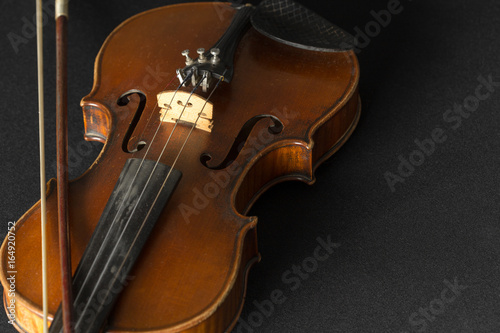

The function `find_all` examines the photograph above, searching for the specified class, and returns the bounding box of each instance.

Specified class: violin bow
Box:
[35,0,48,331]
[55,0,74,332]
[37,0,73,331]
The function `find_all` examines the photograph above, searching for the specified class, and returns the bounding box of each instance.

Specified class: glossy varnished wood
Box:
[0,2,360,332]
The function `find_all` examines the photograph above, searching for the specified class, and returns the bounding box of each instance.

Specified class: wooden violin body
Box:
[0,2,359,332]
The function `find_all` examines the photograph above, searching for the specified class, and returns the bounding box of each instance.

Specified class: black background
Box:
[1,0,499,332]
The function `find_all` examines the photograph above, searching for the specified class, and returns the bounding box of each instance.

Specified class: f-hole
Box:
[117,90,147,153]
[201,115,284,170]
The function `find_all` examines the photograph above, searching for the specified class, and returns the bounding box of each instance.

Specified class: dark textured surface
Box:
[1,0,499,332]
[251,0,355,51]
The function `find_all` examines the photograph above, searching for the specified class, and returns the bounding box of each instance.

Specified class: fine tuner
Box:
[181,48,221,66]
[177,47,222,92]
[176,4,255,92]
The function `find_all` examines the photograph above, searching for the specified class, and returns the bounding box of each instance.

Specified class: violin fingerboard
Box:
[49,158,182,333]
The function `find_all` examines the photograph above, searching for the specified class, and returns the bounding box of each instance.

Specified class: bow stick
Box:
[55,0,74,332]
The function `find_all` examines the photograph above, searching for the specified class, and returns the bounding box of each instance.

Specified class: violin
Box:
[1,1,360,332]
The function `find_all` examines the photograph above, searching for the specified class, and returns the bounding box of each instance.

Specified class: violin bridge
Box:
[157,91,214,132]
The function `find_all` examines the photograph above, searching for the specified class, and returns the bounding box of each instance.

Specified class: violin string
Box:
[71,74,193,303]
[73,73,207,326]
[91,72,226,318]
[135,75,178,147]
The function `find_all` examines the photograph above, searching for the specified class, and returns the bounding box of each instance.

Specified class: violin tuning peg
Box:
[182,49,194,65]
